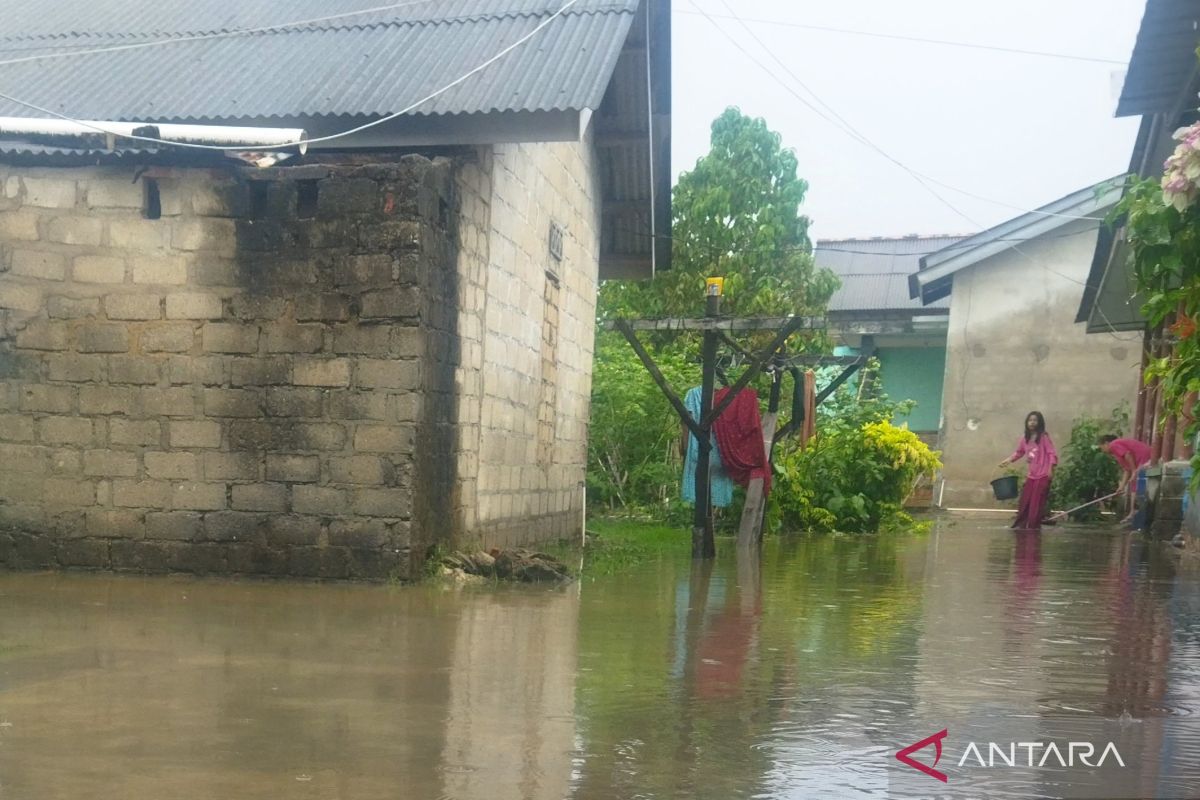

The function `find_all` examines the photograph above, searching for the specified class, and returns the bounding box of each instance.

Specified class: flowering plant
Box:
[1162,122,1200,211]
[1113,117,1200,480]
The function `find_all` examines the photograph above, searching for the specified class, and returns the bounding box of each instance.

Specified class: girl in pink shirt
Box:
[998,411,1058,530]
[1099,435,1152,523]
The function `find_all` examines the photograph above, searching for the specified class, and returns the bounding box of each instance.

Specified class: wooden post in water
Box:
[693,279,722,559]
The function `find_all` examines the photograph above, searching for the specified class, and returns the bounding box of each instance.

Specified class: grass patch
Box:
[540,517,691,578]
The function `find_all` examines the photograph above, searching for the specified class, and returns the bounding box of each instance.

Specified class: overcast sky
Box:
[670,0,1147,241]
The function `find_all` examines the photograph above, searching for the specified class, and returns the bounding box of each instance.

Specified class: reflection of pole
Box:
[693,287,721,559]
[735,547,762,617]
[676,559,713,774]
[684,559,714,692]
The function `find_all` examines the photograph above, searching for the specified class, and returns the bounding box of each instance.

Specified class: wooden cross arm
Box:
[612,319,704,440]
[601,316,825,332]
[701,314,810,428]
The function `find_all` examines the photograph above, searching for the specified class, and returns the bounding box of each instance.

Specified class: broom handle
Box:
[1046,491,1122,521]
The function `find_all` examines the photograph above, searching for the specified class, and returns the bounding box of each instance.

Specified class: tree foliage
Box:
[1113,113,1200,479]
[586,338,692,512]
[599,107,837,320]
[590,108,837,516]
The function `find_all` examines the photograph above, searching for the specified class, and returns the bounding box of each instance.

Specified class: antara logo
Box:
[895,731,1125,782]
[895,729,949,783]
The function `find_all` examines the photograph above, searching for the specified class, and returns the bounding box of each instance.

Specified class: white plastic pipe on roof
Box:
[0,117,307,154]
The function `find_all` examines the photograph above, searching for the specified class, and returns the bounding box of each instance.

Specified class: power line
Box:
[705,0,981,231]
[689,0,1107,224]
[681,8,1138,347]
[674,9,1128,66]
[670,5,1133,337]
[0,0,580,151]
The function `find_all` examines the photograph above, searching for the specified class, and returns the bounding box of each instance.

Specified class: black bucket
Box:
[991,475,1019,501]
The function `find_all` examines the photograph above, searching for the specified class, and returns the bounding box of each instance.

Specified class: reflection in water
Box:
[0,521,1197,798]
[441,588,579,800]
[0,579,579,800]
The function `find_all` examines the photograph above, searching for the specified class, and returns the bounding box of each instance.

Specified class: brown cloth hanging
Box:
[800,369,817,448]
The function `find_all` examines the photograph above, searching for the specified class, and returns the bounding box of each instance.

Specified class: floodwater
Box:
[1,520,1198,799]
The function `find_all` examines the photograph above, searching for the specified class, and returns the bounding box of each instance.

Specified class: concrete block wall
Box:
[937,220,1144,507]
[454,139,601,548]
[0,157,457,579]
[1150,460,1189,539]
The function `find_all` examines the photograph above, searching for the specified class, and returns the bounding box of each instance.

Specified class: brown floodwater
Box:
[0,518,1198,799]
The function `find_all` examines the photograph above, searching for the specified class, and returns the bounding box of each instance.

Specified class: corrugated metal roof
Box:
[1116,0,1200,117]
[0,0,632,38]
[816,236,965,312]
[913,178,1121,306]
[0,140,178,165]
[0,0,639,121]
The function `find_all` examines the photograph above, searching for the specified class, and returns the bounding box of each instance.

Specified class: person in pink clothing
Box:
[1098,435,1153,523]
[998,411,1058,530]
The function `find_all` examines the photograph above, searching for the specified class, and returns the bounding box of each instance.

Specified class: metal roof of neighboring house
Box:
[1115,0,1200,117]
[0,0,639,121]
[910,178,1125,306]
[816,236,965,313]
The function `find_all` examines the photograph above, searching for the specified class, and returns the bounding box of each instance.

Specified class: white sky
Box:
[670,0,1147,241]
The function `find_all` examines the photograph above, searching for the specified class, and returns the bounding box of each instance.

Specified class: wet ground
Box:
[0,518,1198,799]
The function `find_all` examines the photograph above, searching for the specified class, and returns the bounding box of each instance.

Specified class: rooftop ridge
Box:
[0,4,635,44]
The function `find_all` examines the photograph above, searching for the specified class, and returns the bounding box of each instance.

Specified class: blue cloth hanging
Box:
[681,386,734,508]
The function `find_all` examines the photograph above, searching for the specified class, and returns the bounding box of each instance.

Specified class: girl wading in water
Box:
[998,411,1058,531]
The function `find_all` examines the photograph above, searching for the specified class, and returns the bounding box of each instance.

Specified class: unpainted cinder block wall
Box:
[0,138,603,577]
[0,155,461,579]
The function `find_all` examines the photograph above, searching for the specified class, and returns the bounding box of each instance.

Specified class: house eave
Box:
[912,179,1124,306]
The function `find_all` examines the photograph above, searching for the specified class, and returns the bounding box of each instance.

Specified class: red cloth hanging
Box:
[712,387,771,496]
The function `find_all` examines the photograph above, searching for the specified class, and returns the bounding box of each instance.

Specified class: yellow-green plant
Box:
[773,397,941,532]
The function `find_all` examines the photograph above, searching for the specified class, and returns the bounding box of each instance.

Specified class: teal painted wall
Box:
[877,347,945,432]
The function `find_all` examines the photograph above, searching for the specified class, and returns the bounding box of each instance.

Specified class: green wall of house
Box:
[877,347,945,432]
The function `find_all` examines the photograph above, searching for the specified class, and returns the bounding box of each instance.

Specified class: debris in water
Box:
[440,548,573,583]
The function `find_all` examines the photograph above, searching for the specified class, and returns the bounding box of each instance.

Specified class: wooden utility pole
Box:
[693,281,722,558]
[605,288,855,561]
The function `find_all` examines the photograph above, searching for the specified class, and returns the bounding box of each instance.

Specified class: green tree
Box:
[589,108,838,518]
[600,107,837,319]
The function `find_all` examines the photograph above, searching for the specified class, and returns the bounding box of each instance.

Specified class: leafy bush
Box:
[1049,407,1128,520]
[587,333,695,513]
[772,393,941,533]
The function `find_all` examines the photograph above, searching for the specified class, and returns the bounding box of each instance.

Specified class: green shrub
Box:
[1049,407,1128,520]
[587,333,696,513]
[772,394,941,532]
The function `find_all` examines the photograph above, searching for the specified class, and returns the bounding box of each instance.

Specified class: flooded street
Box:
[1,519,1199,799]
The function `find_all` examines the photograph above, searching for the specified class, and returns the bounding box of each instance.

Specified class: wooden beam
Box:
[695,321,719,559]
[718,331,753,360]
[701,315,810,428]
[778,355,865,368]
[612,320,702,440]
[829,320,939,336]
[816,362,865,406]
[602,316,824,332]
[736,413,777,549]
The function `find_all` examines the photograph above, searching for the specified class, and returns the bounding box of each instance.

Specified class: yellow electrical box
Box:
[705,277,724,297]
